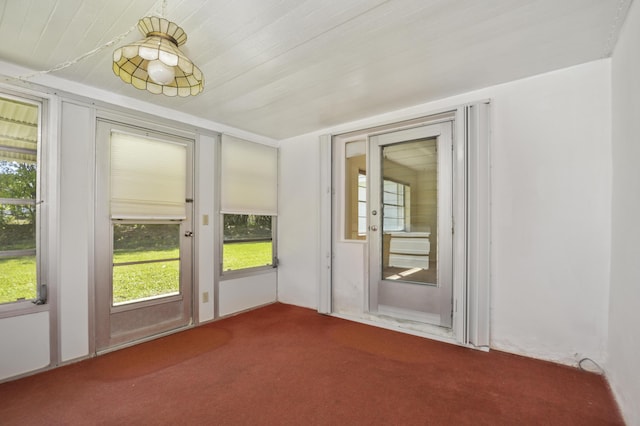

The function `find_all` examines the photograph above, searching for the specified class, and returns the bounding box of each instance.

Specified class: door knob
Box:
[370,225,378,231]
[184,231,193,237]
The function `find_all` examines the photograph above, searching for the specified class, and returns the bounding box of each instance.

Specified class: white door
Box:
[95,120,194,352]
[368,122,453,328]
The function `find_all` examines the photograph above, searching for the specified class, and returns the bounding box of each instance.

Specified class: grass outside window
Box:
[223,241,272,271]
[2,241,274,304]
[112,248,180,305]
[0,256,36,304]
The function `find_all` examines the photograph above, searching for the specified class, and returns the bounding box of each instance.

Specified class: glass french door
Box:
[368,122,453,328]
[95,120,193,352]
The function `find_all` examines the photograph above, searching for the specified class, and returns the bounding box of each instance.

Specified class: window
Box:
[351,170,410,236]
[222,214,274,271]
[220,135,278,274]
[382,179,410,232]
[0,94,44,305]
[357,172,367,235]
[344,140,366,240]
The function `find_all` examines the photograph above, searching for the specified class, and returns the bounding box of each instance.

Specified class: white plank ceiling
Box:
[0,0,632,139]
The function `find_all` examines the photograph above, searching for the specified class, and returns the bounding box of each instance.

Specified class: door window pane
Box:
[112,223,180,305]
[223,214,273,271]
[381,138,437,285]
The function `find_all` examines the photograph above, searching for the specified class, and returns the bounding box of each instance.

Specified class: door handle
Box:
[370,225,378,231]
[184,231,193,237]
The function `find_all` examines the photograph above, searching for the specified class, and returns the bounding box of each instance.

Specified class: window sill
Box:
[220,265,276,281]
[0,300,49,319]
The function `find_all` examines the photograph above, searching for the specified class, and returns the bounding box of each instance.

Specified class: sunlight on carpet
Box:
[86,327,231,380]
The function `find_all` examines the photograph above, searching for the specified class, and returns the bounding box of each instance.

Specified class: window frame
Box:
[0,90,48,316]
[219,213,277,279]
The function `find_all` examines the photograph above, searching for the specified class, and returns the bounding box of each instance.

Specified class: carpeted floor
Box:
[0,303,623,425]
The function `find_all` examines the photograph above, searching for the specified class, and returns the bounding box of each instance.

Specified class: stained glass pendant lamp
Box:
[113,16,204,97]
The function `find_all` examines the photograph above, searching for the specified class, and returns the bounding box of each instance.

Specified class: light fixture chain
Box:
[17,24,137,81]
[14,0,167,81]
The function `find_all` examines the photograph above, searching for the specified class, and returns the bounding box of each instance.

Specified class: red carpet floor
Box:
[0,303,623,425]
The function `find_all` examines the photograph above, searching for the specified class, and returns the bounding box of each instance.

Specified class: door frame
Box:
[93,116,196,353]
[319,103,490,349]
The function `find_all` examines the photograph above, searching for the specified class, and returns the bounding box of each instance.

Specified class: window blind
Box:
[110,131,187,220]
[220,135,277,215]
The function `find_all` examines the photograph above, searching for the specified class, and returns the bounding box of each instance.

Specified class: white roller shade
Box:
[220,135,277,215]
[110,131,187,220]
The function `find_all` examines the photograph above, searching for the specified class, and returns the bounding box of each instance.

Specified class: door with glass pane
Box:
[368,122,453,328]
[95,120,193,352]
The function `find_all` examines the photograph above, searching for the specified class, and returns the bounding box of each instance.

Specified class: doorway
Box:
[325,104,490,347]
[94,120,194,352]
[368,122,453,328]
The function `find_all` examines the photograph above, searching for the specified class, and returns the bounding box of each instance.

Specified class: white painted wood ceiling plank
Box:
[186,0,621,137]
[0,0,630,138]
[0,0,40,66]
[190,0,390,90]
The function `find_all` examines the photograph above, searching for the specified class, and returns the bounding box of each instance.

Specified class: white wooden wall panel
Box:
[0,312,50,379]
[276,134,320,309]
[219,272,277,317]
[59,101,93,361]
[196,134,217,323]
[0,0,629,139]
[608,0,640,424]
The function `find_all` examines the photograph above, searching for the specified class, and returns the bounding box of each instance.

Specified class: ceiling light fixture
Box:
[113,16,204,97]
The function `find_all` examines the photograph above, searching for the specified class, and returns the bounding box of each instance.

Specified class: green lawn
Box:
[1,242,272,304]
[113,248,180,304]
[0,256,36,304]
[223,241,272,271]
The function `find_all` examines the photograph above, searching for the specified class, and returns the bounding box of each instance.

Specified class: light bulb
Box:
[147,60,175,85]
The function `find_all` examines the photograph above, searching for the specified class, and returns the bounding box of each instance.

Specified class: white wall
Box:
[278,59,612,366]
[0,312,50,379]
[609,0,640,423]
[59,101,93,361]
[219,272,277,317]
[196,134,217,323]
[277,138,320,308]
